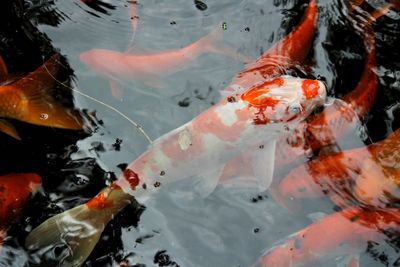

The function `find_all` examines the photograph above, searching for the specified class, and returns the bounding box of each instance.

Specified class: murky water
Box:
[0,0,399,266]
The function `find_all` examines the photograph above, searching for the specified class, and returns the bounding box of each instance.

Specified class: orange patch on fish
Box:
[241,78,283,107]
[302,80,320,99]
[86,192,113,210]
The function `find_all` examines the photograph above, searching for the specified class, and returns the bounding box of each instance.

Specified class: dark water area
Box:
[0,0,399,266]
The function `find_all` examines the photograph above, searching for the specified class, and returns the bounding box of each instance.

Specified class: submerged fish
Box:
[25,76,327,266]
[80,26,249,99]
[0,54,83,139]
[254,207,400,267]
[0,173,42,250]
[279,125,400,209]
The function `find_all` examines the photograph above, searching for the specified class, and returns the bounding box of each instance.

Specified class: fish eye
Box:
[288,103,302,114]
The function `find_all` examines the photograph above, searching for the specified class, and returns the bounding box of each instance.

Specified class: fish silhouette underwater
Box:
[257,125,400,267]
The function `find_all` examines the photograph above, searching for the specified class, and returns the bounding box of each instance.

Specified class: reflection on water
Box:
[0,0,399,266]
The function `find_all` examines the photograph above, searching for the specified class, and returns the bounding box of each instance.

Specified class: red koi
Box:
[225,0,318,93]
[0,173,42,249]
[0,54,83,139]
[254,207,400,267]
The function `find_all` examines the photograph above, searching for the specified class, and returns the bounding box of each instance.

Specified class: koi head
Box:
[240,76,326,125]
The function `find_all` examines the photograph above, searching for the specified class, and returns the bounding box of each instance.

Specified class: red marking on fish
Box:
[253,107,271,125]
[86,192,113,210]
[123,168,140,188]
[302,80,320,99]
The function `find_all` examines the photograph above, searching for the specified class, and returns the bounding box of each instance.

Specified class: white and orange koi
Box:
[25,76,326,266]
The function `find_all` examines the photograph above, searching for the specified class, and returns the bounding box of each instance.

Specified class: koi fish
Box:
[0,54,83,139]
[0,173,42,249]
[253,207,400,267]
[221,15,378,196]
[25,76,327,266]
[224,0,318,93]
[80,26,250,99]
[278,116,400,210]
[287,0,400,157]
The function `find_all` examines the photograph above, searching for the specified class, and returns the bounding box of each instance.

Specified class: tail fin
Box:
[25,204,107,267]
[13,54,83,130]
[25,187,133,266]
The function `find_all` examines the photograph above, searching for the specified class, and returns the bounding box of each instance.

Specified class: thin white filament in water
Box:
[42,57,153,144]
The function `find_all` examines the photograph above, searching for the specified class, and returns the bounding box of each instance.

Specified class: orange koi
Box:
[254,207,400,267]
[0,54,83,139]
[0,173,42,249]
[279,124,400,209]
[224,0,318,94]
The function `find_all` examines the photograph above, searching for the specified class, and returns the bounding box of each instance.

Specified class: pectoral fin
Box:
[190,164,225,198]
[345,255,360,267]
[251,140,276,191]
[0,119,20,139]
[109,79,123,100]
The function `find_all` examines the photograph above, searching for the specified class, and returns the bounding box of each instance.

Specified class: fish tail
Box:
[25,204,104,267]
[13,54,83,130]
[25,187,132,266]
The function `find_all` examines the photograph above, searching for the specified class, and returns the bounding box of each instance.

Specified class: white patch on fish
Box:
[214,101,247,126]
[178,127,192,150]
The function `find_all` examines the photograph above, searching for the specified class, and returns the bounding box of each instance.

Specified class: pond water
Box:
[0,0,399,266]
